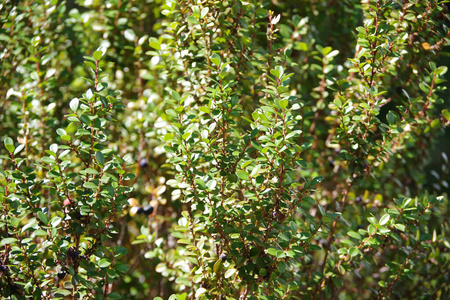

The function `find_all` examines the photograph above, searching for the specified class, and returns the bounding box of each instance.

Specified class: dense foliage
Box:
[1,0,449,299]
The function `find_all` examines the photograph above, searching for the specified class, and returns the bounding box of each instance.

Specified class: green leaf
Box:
[42,156,56,164]
[195,178,206,190]
[431,118,440,128]
[442,109,450,121]
[37,211,48,225]
[236,171,250,181]
[98,258,111,268]
[394,224,406,232]
[199,106,210,114]
[85,168,99,175]
[326,49,339,58]
[213,259,224,273]
[266,248,277,256]
[187,16,199,24]
[50,143,58,154]
[108,292,121,299]
[200,7,209,19]
[93,51,103,61]
[115,262,130,273]
[77,129,90,135]
[210,53,221,66]
[250,165,261,177]
[166,109,177,118]
[56,128,66,136]
[80,205,91,216]
[51,217,62,228]
[429,62,436,71]
[276,250,286,259]
[4,137,15,153]
[149,37,160,50]
[195,288,207,298]
[124,29,136,41]
[348,247,360,257]
[270,68,280,78]
[0,237,17,246]
[348,231,362,240]
[277,261,286,273]
[279,99,288,109]
[10,217,20,227]
[96,151,105,165]
[84,60,96,70]
[275,65,284,78]
[419,82,430,93]
[379,214,390,226]
[262,88,276,96]
[86,89,94,100]
[317,204,326,216]
[35,229,48,236]
[45,150,56,157]
[340,239,354,246]
[368,224,376,235]
[83,182,98,190]
[286,250,296,258]
[224,268,237,279]
[80,114,90,124]
[70,98,79,111]
[13,144,24,155]
[386,111,396,125]
[367,217,378,225]
[311,176,323,186]
[435,65,448,76]
[31,36,41,47]
[70,274,79,286]
[54,289,72,297]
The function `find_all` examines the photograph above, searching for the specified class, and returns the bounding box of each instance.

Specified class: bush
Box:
[1,0,449,299]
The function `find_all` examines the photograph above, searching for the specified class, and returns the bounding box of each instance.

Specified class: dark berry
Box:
[0,265,7,271]
[220,254,227,262]
[140,158,149,168]
[356,197,362,202]
[143,205,154,215]
[68,248,79,260]
[57,271,66,279]
[273,211,277,217]
[137,207,145,214]
[329,160,335,167]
